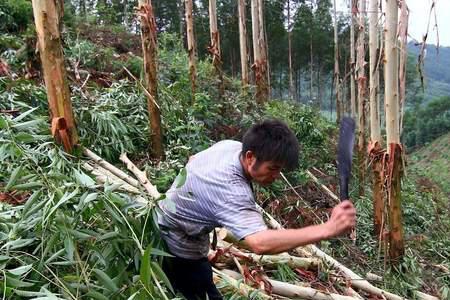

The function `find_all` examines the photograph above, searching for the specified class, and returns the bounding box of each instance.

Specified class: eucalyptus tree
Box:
[333,0,341,121]
[31,0,78,153]
[384,0,404,261]
[356,0,366,196]
[185,0,197,101]
[138,0,164,159]
[251,0,269,104]
[368,0,383,237]
[238,0,249,86]
[208,0,224,97]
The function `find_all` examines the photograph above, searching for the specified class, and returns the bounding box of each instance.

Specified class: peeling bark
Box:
[138,0,164,159]
[32,0,78,152]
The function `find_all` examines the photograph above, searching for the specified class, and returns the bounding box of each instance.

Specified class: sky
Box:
[335,0,450,47]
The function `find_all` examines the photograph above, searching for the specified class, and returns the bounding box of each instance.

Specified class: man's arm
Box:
[244,200,356,254]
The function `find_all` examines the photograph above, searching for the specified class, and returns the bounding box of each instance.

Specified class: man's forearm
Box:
[244,224,331,255]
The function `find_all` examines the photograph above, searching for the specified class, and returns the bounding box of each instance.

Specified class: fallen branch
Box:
[83,148,139,187]
[222,269,359,300]
[119,153,161,199]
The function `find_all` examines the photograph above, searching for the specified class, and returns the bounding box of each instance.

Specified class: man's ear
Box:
[244,151,256,164]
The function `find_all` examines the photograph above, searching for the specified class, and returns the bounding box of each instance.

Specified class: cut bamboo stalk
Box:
[217,235,320,270]
[222,269,359,300]
[415,291,440,300]
[83,148,139,187]
[119,153,161,199]
[83,163,140,194]
[213,268,271,299]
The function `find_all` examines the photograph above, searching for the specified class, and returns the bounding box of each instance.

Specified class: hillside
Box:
[407,42,450,101]
[409,132,450,195]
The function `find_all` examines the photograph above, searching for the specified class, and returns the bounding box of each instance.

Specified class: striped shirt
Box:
[157,140,267,259]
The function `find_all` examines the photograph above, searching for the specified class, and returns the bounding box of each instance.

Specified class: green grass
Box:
[409,132,450,195]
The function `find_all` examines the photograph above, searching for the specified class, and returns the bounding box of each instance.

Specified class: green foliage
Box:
[0,101,171,299]
[0,0,33,33]
[403,96,450,149]
[74,81,149,162]
[263,100,336,169]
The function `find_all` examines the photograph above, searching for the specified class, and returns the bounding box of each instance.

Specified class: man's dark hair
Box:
[242,119,299,171]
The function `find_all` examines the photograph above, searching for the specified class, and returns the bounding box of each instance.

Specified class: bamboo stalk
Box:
[119,153,161,199]
[213,268,271,299]
[222,269,359,300]
[83,148,139,187]
[216,234,320,270]
[83,163,140,194]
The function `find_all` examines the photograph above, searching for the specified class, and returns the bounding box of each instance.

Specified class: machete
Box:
[337,117,356,201]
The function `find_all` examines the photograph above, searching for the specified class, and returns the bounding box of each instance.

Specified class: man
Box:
[157,119,356,300]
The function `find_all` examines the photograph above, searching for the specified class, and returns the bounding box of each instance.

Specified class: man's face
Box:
[245,152,283,186]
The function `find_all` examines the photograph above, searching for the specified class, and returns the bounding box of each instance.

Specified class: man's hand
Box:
[325,200,356,238]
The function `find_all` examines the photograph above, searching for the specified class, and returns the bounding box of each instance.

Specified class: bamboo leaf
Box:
[66,229,93,240]
[5,165,22,191]
[44,248,65,264]
[1,238,35,250]
[12,182,43,191]
[85,290,109,300]
[44,188,79,223]
[11,119,44,130]
[97,231,120,241]
[149,248,173,257]
[140,245,153,294]
[4,275,34,288]
[7,264,33,276]
[64,236,74,262]
[74,169,96,188]
[0,115,7,129]
[174,168,187,188]
[14,132,35,143]
[22,189,42,216]
[127,292,139,300]
[12,107,38,122]
[92,268,119,293]
[12,290,48,297]
[150,261,174,293]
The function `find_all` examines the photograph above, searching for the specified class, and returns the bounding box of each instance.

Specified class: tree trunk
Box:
[356,0,366,197]
[398,0,409,135]
[32,0,78,153]
[185,0,196,102]
[138,0,164,159]
[251,0,268,104]
[333,0,341,122]
[384,0,404,262]
[368,0,383,237]
[238,0,249,87]
[350,0,356,119]
[209,0,224,98]
[310,35,313,103]
[287,0,294,100]
[79,0,86,18]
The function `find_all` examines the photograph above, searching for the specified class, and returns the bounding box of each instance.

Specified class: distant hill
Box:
[407,42,450,101]
[409,132,450,196]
